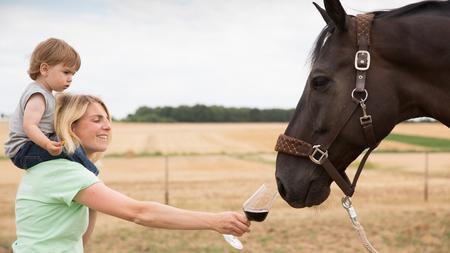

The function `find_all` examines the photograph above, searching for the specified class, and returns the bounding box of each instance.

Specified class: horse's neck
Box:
[376,13,450,67]
[420,83,450,128]
[375,14,450,128]
[397,64,450,128]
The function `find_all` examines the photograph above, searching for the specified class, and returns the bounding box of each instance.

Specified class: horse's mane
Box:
[373,0,449,18]
[309,1,449,64]
[309,25,333,65]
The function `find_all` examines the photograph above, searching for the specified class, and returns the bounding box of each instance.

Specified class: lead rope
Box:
[342,197,379,253]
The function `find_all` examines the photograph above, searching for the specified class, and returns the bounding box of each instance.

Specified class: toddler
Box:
[4,38,98,175]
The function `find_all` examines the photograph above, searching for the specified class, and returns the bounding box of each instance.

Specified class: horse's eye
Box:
[311,76,330,90]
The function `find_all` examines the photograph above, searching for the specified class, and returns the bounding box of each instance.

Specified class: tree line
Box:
[123,105,295,122]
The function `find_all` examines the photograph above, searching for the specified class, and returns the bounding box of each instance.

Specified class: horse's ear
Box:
[313,2,332,25]
[324,0,347,31]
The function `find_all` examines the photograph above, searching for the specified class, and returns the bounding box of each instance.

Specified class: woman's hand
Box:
[213,211,251,236]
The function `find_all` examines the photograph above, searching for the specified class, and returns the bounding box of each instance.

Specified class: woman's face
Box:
[72,102,111,156]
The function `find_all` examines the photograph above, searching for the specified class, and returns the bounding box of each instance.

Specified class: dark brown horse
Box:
[275,0,450,208]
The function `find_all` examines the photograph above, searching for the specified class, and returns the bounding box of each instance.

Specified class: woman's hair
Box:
[55,93,111,159]
[28,38,81,80]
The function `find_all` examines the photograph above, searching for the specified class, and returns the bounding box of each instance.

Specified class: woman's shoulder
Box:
[32,158,83,169]
[27,159,94,178]
[18,159,100,206]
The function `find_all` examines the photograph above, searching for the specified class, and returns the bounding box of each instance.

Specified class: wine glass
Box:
[223,183,278,250]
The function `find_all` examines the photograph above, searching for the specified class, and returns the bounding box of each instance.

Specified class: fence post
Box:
[424,152,429,202]
[165,156,169,205]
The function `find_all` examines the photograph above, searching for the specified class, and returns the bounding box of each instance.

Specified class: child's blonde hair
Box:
[55,93,111,161]
[28,38,81,80]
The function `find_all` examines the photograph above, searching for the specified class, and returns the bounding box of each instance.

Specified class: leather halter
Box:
[275,14,377,197]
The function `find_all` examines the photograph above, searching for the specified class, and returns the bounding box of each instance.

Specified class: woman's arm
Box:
[82,209,97,248]
[74,182,250,236]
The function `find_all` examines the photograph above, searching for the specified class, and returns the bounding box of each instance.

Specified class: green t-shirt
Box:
[13,159,100,253]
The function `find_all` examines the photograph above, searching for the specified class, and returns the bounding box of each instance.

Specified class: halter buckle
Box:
[309,145,328,165]
[355,50,371,71]
[360,115,372,125]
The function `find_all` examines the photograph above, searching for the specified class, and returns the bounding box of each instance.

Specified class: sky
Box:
[0,0,421,119]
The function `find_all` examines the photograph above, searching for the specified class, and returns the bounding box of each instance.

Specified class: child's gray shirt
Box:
[4,82,55,158]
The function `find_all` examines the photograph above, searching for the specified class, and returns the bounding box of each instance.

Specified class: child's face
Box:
[41,63,76,92]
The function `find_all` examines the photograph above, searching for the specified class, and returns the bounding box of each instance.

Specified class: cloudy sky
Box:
[0,0,420,118]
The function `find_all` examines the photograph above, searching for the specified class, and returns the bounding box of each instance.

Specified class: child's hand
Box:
[46,141,63,156]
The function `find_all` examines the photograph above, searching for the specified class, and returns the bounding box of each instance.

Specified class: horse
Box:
[274,0,450,208]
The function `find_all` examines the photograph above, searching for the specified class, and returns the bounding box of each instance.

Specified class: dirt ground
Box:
[0,152,449,253]
[0,122,449,252]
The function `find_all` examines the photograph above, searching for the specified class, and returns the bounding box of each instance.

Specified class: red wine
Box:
[244,209,269,222]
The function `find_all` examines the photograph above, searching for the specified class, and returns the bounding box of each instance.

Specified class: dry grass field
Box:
[0,121,449,252]
[0,122,448,156]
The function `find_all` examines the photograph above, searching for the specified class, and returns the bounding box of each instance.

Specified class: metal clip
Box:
[309,145,328,165]
[360,115,372,125]
[359,101,373,125]
[360,101,368,116]
[342,196,358,226]
[351,88,368,103]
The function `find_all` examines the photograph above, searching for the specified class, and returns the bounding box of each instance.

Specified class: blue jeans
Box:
[12,140,99,176]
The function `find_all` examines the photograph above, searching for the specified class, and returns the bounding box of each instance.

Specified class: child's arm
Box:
[23,93,63,156]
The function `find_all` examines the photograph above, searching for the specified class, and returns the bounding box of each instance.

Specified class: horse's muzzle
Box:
[275,154,331,208]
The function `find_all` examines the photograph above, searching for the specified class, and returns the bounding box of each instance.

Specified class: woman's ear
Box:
[71,121,78,133]
[40,63,49,77]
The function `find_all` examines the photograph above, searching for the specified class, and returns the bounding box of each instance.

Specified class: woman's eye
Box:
[311,76,331,90]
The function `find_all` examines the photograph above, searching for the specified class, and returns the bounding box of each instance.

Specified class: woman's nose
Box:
[103,121,111,130]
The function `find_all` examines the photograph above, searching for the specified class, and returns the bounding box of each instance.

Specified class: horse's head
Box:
[275,0,402,208]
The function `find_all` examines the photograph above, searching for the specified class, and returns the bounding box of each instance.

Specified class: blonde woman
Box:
[13,94,251,253]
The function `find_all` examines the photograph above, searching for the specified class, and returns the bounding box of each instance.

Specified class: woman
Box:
[13,94,250,252]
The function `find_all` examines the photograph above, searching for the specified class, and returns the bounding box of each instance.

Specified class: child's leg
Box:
[66,147,99,175]
[12,141,65,169]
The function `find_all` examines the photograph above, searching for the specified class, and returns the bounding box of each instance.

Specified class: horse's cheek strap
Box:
[322,159,355,196]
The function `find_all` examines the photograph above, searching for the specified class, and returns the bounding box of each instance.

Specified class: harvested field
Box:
[0,122,449,252]
[1,122,449,156]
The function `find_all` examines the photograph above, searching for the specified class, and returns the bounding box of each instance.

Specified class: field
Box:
[0,122,449,252]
